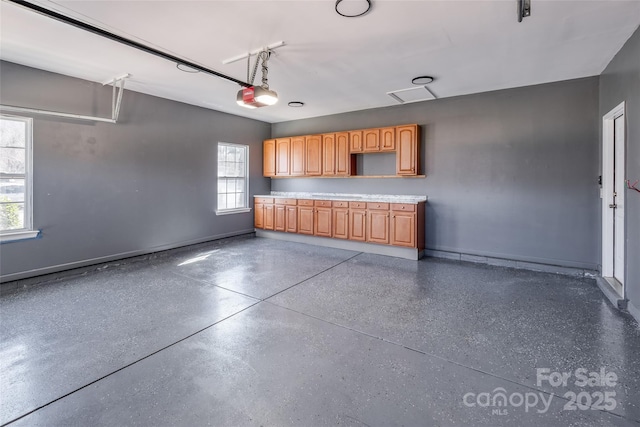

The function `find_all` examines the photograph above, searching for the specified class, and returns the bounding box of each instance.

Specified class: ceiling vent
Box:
[386,86,436,104]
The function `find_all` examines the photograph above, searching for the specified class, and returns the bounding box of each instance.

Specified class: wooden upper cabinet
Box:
[305,135,322,176]
[363,129,380,152]
[290,136,305,176]
[396,125,419,175]
[322,134,335,176]
[380,127,396,151]
[276,138,290,176]
[349,130,363,153]
[263,139,276,177]
[335,132,352,176]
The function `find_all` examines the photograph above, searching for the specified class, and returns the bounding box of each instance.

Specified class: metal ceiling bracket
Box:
[0,74,130,123]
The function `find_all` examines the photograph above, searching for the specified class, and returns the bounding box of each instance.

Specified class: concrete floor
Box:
[1,236,639,426]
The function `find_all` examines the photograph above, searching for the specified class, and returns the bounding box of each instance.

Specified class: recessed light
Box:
[411,76,434,85]
[288,101,305,107]
[335,0,372,17]
[176,63,200,73]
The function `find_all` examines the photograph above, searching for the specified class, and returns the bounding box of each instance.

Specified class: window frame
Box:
[0,114,37,242]
[215,142,251,216]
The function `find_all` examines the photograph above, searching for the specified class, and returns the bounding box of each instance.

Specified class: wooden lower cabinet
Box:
[367,209,389,245]
[349,209,367,242]
[332,208,349,239]
[263,204,275,230]
[274,204,286,231]
[314,207,332,237]
[256,197,424,251]
[391,212,415,247]
[254,203,264,229]
[298,205,314,235]
[285,206,297,233]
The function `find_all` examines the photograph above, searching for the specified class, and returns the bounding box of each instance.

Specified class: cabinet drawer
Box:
[349,201,367,209]
[314,200,332,207]
[275,198,297,205]
[297,199,314,206]
[367,202,389,210]
[333,201,349,208]
[255,197,274,204]
[391,203,415,212]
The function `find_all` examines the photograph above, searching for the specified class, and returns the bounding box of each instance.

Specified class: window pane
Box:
[237,148,245,162]
[226,147,236,162]
[0,202,24,230]
[236,178,245,192]
[218,179,227,194]
[217,194,227,210]
[0,119,26,148]
[226,194,236,209]
[0,147,26,174]
[0,178,25,202]
[236,193,245,208]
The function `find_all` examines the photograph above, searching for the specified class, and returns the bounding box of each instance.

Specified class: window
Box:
[0,115,37,242]
[216,142,249,215]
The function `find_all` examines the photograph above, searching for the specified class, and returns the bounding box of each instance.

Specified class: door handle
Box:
[609,204,617,209]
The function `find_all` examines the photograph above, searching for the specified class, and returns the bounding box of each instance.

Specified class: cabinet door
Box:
[349,209,367,242]
[285,206,298,233]
[380,127,396,151]
[276,138,290,176]
[298,206,315,234]
[274,205,286,231]
[363,129,380,152]
[332,208,349,239]
[349,131,363,153]
[290,136,305,176]
[367,210,389,244]
[264,204,275,230]
[305,135,322,176]
[322,134,335,176]
[396,125,418,175]
[254,203,264,228]
[335,132,351,176]
[391,212,416,247]
[263,140,276,177]
[314,207,333,237]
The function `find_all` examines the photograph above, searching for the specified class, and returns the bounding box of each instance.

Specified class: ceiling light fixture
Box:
[335,0,372,17]
[237,50,278,109]
[411,76,434,85]
[288,101,305,107]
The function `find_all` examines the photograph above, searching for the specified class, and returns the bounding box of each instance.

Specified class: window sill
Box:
[215,208,252,216]
[0,230,40,243]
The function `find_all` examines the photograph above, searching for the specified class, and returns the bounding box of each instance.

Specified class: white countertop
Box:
[255,192,427,204]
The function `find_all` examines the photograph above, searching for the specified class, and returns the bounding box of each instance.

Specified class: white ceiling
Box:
[1,0,639,123]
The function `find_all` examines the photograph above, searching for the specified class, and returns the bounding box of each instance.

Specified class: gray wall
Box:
[272,77,601,270]
[0,61,271,281]
[599,26,640,308]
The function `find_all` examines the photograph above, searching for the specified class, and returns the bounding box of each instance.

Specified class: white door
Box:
[602,101,625,298]
[613,115,625,286]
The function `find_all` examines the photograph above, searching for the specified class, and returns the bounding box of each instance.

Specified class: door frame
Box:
[601,101,625,298]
